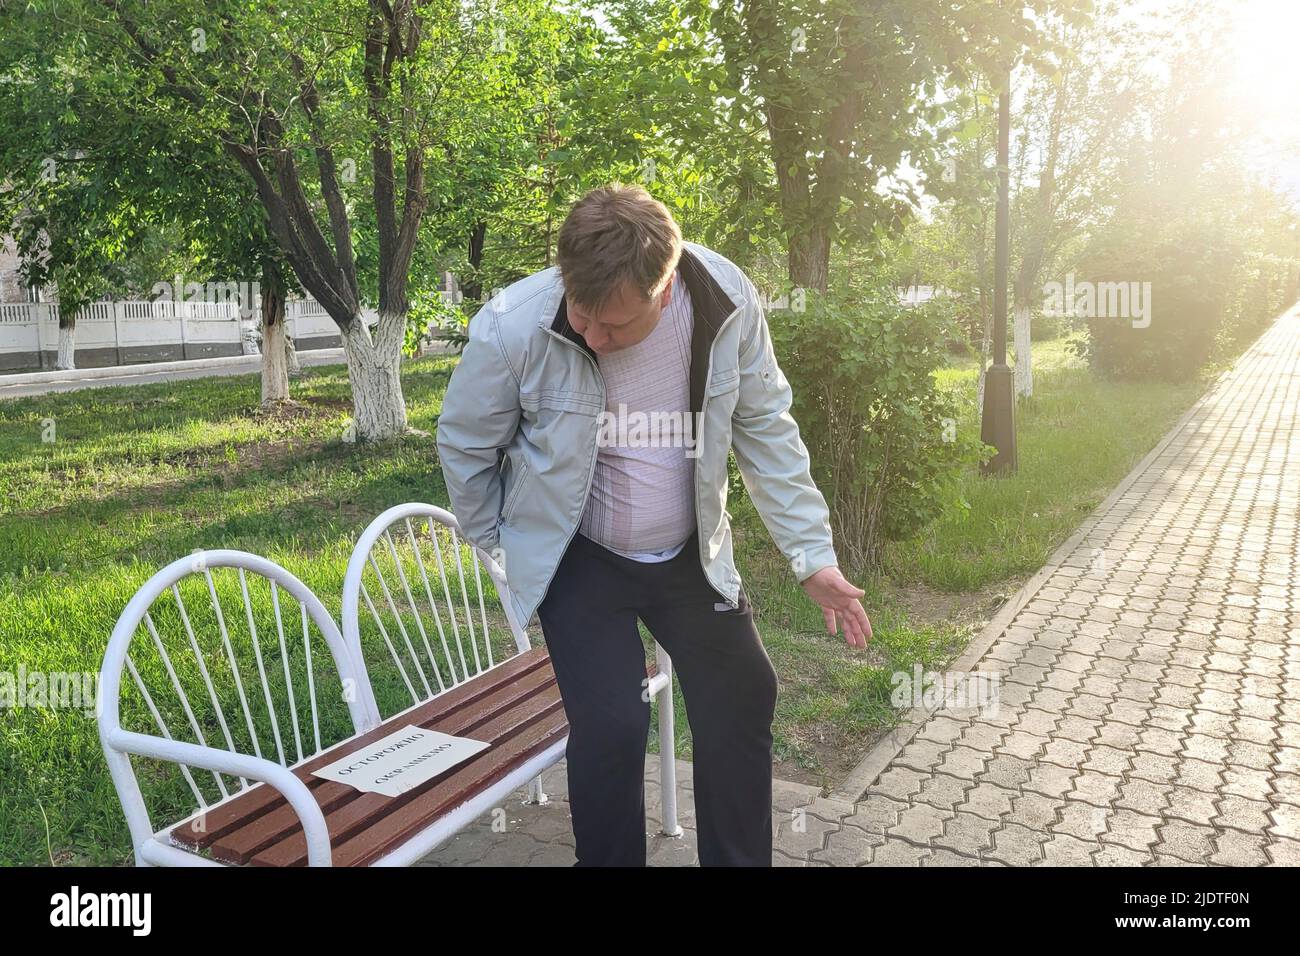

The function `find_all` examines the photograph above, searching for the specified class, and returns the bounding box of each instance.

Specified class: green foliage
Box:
[885,339,1204,590]
[768,279,987,569]
[891,0,1299,384]
[1078,230,1227,382]
[1072,30,1300,383]
[1030,306,1075,342]
[0,0,298,321]
[1214,249,1298,362]
[404,290,469,356]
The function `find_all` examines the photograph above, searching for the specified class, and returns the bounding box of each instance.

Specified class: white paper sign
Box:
[311,724,490,798]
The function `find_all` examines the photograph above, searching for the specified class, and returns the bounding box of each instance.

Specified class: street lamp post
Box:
[980,67,1018,476]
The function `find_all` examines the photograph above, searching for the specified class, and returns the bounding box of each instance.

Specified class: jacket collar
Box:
[544,245,742,413]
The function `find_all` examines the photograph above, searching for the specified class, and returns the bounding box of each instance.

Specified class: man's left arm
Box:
[728,288,874,648]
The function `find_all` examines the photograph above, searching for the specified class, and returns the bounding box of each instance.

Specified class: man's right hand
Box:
[800,566,874,648]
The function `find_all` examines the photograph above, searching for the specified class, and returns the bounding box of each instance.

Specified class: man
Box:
[437,184,872,866]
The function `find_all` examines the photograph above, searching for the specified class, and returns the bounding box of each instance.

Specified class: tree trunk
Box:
[975,309,992,414]
[286,333,301,376]
[1013,304,1033,398]
[260,275,289,404]
[787,226,831,294]
[464,221,487,301]
[56,320,76,370]
[341,310,408,441]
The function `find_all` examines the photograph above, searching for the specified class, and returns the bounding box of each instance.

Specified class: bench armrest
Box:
[104,728,333,866]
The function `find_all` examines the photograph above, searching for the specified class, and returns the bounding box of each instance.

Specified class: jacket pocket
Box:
[501,455,532,525]
[520,389,605,415]
[707,367,740,396]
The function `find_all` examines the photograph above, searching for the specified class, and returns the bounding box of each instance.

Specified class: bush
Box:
[1074,167,1297,382]
[1077,227,1229,382]
[768,279,986,568]
[1078,235,1296,382]
[1214,250,1297,361]
[1031,308,1072,342]
[405,290,469,356]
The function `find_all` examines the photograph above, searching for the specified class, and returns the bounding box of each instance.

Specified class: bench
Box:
[98,503,681,866]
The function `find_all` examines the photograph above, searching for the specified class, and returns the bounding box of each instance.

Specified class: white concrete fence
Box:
[4,284,945,372]
[0,298,347,371]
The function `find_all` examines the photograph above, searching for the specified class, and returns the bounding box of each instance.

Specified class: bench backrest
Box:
[99,550,373,856]
[341,503,529,725]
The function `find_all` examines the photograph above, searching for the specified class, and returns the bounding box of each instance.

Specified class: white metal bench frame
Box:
[98,550,373,867]
[339,502,683,849]
[99,505,683,867]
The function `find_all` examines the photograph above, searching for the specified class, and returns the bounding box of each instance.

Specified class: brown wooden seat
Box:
[169,647,568,866]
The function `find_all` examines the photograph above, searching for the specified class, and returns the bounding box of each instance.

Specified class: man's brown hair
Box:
[557,184,683,315]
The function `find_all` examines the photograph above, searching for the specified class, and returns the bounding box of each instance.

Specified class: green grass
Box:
[0,340,1202,864]
[884,339,1204,591]
[0,360,463,865]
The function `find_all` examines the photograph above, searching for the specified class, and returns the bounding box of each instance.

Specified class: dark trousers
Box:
[537,530,779,866]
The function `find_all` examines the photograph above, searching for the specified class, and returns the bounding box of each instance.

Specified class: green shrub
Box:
[1073,170,1297,382]
[1031,308,1073,342]
[768,279,986,569]
[1075,225,1229,382]
[405,290,469,356]
[1077,235,1295,381]
[1214,250,1296,361]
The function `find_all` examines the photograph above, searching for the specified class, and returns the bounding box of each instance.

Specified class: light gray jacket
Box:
[436,240,838,627]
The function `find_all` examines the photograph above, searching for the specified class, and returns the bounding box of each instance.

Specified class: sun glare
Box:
[1228,0,1300,123]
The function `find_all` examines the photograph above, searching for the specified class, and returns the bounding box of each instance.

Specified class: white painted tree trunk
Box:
[261,312,290,404]
[56,323,76,370]
[975,323,992,414]
[1013,304,1033,398]
[342,310,408,442]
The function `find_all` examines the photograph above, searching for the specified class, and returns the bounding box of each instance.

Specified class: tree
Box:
[75,0,544,440]
[712,1,1068,291]
[0,2,300,396]
[1007,1,1142,397]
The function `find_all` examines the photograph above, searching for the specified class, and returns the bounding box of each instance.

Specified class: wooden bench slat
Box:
[209,665,559,864]
[332,709,569,867]
[249,686,567,866]
[170,647,553,850]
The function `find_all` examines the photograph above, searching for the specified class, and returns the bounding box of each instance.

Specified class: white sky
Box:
[1220,0,1300,200]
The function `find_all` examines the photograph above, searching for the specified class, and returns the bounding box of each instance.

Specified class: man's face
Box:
[566,275,674,355]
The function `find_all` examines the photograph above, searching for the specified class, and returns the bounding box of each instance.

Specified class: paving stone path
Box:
[420,307,1300,866]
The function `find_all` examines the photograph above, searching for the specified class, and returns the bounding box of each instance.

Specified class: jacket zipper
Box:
[538,303,745,613]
